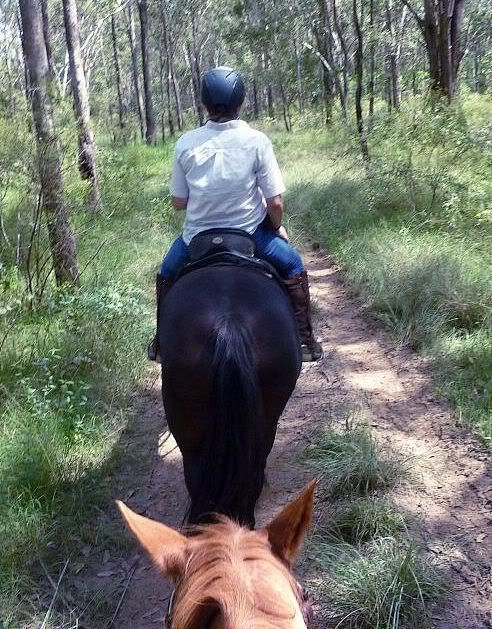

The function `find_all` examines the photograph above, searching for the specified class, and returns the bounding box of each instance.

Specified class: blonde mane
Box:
[172,518,305,629]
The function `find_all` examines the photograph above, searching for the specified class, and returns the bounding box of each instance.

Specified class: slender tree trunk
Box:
[331,0,350,108]
[138,0,156,144]
[111,15,125,131]
[191,14,205,125]
[186,42,204,126]
[40,0,55,77]
[353,0,370,161]
[62,0,100,209]
[267,84,274,118]
[294,36,304,113]
[318,0,347,119]
[19,0,79,286]
[252,77,259,118]
[279,82,292,132]
[172,68,183,130]
[159,0,174,135]
[158,39,166,142]
[314,28,334,125]
[368,0,375,126]
[126,5,145,140]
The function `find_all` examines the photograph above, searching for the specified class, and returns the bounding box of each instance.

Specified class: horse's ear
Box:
[117,501,187,581]
[265,480,316,566]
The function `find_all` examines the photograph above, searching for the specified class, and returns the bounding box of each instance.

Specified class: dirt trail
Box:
[111,250,492,628]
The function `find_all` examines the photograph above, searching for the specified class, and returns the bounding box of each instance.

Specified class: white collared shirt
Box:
[170,119,286,244]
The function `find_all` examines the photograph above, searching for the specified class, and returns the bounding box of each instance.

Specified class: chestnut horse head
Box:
[117,481,316,628]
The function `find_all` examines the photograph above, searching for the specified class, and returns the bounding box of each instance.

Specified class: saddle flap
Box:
[188,228,255,262]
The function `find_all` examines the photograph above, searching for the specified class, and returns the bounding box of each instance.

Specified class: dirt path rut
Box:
[113,250,492,628]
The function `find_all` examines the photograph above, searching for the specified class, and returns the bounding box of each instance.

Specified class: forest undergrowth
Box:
[276,95,492,446]
[0,94,491,626]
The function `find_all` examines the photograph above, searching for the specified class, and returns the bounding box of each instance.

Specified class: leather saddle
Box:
[177,228,283,285]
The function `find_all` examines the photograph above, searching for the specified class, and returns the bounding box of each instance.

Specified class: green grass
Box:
[306,424,405,498]
[267,95,492,445]
[303,418,440,626]
[0,139,178,621]
[310,537,443,628]
[326,498,406,545]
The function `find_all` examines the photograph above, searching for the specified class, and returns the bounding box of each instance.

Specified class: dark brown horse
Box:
[159,263,301,525]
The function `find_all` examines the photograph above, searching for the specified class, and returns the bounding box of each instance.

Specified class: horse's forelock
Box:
[172,519,304,628]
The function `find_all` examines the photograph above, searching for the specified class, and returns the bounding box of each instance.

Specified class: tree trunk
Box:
[158,39,166,142]
[368,0,375,126]
[252,77,259,118]
[62,0,100,209]
[19,0,79,286]
[186,42,204,126]
[314,28,334,125]
[159,0,174,135]
[191,14,205,125]
[279,82,292,132]
[138,0,156,144]
[111,15,125,131]
[423,0,440,90]
[126,5,145,140]
[331,0,350,109]
[40,0,55,77]
[353,0,370,161]
[294,36,304,114]
[318,0,347,119]
[172,67,183,130]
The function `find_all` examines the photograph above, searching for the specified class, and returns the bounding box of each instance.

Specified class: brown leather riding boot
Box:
[147,274,173,364]
[284,271,323,362]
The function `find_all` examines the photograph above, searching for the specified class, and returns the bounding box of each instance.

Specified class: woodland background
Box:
[0,0,491,626]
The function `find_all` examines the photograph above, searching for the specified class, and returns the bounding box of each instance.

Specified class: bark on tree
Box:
[159,0,175,135]
[353,0,370,161]
[19,0,79,286]
[186,42,204,126]
[252,77,260,118]
[137,0,156,144]
[331,0,350,108]
[126,5,145,140]
[368,0,376,125]
[279,82,292,132]
[314,28,334,125]
[158,38,166,141]
[40,0,54,77]
[62,0,100,209]
[294,36,304,113]
[111,15,125,131]
[403,0,465,100]
[317,0,346,119]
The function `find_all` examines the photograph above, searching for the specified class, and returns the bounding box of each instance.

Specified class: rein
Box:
[165,588,176,628]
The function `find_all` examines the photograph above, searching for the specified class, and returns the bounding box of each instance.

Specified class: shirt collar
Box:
[205,119,248,131]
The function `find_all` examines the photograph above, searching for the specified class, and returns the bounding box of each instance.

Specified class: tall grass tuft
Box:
[326,498,406,544]
[311,538,443,628]
[306,424,405,498]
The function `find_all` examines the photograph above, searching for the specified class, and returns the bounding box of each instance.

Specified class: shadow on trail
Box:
[40,378,186,629]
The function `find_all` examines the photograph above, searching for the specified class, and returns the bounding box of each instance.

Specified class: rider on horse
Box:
[148,66,323,364]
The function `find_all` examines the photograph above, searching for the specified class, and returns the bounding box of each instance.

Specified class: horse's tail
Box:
[193,313,263,525]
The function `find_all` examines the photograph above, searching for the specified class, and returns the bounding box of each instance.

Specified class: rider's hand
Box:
[277,225,290,242]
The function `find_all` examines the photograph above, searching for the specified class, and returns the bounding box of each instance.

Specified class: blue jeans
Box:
[160,225,305,279]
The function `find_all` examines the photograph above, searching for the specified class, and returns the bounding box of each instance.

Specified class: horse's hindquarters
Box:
[159,266,301,524]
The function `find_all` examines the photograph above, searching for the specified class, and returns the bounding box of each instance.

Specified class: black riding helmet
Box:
[201,66,245,114]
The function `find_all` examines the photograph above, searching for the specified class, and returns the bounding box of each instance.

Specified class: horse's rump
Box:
[159,265,301,524]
